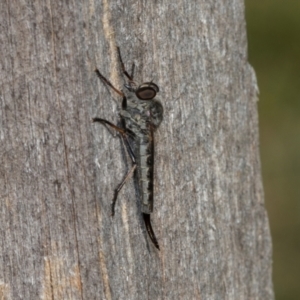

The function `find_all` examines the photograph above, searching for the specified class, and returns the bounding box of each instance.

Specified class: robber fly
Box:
[93,47,163,250]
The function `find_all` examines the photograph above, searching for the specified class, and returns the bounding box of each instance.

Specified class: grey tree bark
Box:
[0,0,274,299]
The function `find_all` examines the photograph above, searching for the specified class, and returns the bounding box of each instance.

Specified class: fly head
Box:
[125,82,159,100]
[135,82,159,100]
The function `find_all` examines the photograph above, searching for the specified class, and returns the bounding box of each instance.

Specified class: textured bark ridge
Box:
[0,1,273,299]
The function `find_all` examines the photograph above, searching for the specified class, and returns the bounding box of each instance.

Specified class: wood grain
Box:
[0,0,274,299]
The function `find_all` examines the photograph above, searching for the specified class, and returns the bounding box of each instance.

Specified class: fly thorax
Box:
[120,95,154,135]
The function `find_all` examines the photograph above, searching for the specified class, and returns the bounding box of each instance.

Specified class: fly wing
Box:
[143,213,160,250]
[148,125,155,212]
[142,124,160,250]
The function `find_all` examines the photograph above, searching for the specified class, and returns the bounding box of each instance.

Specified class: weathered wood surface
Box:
[0,1,274,299]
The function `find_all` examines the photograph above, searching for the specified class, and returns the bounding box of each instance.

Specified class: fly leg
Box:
[94,68,128,112]
[130,62,135,79]
[92,118,136,216]
[95,69,124,97]
[117,46,134,81]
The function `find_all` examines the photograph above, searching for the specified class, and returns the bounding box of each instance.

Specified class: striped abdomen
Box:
[137,129,154,214]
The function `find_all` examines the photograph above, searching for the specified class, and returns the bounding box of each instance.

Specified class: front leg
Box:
[93,118,136,215]
[92,118,126,135]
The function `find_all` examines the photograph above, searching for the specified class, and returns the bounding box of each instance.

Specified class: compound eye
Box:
[135,82,159,100]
